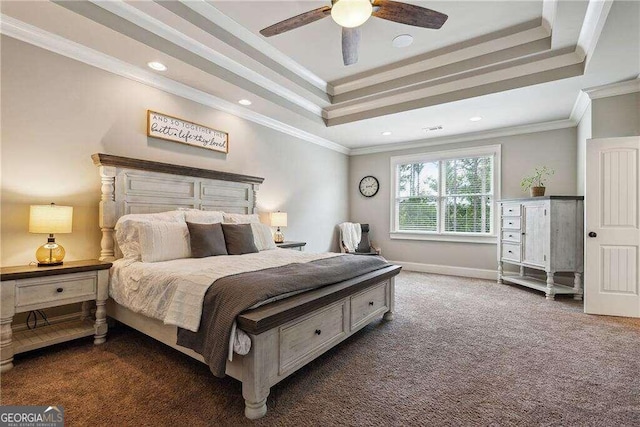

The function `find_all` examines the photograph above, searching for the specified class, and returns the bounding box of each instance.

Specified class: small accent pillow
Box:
[251,223,277,251]
[223,213,260,224]
[115,211,185,260]
[138,221,191,263]
[186,222,228,258]
[184,209,224,224]
[221,223,259,255]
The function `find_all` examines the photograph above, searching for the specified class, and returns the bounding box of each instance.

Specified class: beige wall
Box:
[0,37,349,267]
[592,92,640,139]
[349,128,578,271]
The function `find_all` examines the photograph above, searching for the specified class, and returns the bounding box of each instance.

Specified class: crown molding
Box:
[569,90,591,123]
[89,0,325,117]
[181,0,331,95]
[583,77,640,100]
[0,15,350,155]
[350,119,576,156]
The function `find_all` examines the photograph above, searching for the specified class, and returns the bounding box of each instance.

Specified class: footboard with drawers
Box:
[233,266,399,419]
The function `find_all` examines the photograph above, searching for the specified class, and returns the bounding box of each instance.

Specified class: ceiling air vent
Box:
[423,125,443,133]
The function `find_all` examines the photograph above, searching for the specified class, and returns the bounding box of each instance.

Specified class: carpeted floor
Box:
[2,271,640,426]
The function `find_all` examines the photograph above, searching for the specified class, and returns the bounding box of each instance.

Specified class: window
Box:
[390,145,500,243]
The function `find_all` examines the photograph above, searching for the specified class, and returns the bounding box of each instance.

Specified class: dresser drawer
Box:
[15,272,97,311]
[350,281,388,330]
[501,243,521,262]
[279,302,346,374]
[502,230,522,243]
[501,203,521,217]
[502,217,521,230]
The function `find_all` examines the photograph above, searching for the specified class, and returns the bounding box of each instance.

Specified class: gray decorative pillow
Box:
[186,222,228,258]
[221,223,259,255]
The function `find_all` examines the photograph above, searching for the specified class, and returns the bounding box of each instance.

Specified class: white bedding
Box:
[109,249,342,356]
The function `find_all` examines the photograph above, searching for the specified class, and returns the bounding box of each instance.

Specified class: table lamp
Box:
[270,211,287,243]
[29,203,73,266]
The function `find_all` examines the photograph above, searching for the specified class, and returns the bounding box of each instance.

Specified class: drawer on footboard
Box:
[279,301,347,375]
[350,281,389,330]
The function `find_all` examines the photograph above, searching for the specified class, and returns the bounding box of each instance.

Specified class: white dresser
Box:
[497,196,584,300]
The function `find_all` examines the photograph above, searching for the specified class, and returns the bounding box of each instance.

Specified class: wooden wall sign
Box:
[147,110,229,153]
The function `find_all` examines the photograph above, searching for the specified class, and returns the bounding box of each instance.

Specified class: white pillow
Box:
[138,221,191,263]
[251,223,277,251]
[223,213,260,224]
[115,211,185,260]
[184,209,224,224]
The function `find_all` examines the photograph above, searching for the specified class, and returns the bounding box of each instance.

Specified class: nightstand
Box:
[276,241,306,251]
[0,259,112,372]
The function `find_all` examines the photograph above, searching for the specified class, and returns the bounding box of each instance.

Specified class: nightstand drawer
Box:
[15,272,97,310]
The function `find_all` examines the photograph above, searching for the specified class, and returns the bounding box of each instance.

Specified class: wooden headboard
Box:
[92,153,264,261]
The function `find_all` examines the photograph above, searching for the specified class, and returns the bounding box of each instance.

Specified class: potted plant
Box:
[521,166,555,197]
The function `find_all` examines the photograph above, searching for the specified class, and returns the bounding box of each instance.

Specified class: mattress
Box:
[109,249,342,357]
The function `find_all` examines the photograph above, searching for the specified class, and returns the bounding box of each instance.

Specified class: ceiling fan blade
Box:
[260,7,331,37]
[372,0,448,29]
[342,27,361,66]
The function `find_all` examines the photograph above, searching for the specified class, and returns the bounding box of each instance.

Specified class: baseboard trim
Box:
[390,261,497,280]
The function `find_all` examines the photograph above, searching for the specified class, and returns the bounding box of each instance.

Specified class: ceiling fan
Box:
[259,0,448,66]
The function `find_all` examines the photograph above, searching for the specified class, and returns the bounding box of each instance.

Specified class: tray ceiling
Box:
[1,0,638,153]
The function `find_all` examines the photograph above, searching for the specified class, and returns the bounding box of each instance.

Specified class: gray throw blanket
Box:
[177,254,390,377]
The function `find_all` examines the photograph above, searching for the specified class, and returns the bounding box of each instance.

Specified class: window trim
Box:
[389,144,501,244]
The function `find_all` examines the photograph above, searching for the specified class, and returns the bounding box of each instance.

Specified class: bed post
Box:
[242,329,274,419]
[99,165,117,262]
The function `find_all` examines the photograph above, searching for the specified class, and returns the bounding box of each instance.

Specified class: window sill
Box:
[390,231,497,244]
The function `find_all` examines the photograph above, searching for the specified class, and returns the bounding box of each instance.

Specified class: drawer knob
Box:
[508,209,513,212]
[56,288,64,293]
[368,301,374,306]
[508,234,513,238]
[588,231,597,238]
[508,222,513,225]
[508,251,513,254]
[315,329,321,335]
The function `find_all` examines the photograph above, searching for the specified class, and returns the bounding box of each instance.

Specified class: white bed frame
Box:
[93,153,399,419]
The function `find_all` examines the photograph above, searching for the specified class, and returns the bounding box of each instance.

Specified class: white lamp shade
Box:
[29,205,73,234]
[331,0,373,28]
[270,212,288,227]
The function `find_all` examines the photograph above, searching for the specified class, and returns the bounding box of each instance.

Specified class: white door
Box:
[585,136,640,317]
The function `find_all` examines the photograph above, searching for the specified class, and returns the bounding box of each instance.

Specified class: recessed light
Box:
[392,34,413,48]
[239,99,252,106]
[381,131,392,136]
[470,116,482,122]
[147,61,167,71]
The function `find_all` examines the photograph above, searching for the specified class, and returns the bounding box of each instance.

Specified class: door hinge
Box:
[544,209,547,216]
[544,255,547,261]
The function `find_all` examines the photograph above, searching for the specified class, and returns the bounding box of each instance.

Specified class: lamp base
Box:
[35,237,66,267]
[274,228,284,244]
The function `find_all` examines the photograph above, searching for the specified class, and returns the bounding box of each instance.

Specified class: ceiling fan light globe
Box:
[331,0,372,28]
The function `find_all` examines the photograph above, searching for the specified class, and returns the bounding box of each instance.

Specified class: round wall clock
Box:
[359,176,380,197]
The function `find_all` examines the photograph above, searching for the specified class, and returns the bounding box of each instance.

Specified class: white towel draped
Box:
[339,222,361,252]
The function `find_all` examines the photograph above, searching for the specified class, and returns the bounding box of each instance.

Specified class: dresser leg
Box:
[94,299,108,345]
[573,272,583,301]
[545,271,556,300]
[0,317,14,372]
[497,261,504,284]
